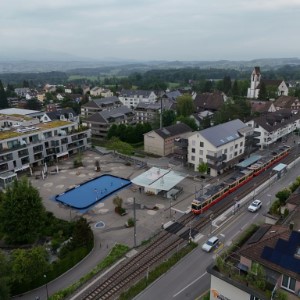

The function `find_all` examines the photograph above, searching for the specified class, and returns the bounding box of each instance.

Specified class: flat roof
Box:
[236,155,262,168]
[0,108,40,115]
[273,163,287,172]
[131,167,186,191]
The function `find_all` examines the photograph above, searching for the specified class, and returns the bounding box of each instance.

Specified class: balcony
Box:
[174,138,188,147]
[206,153,227,162]
[207,161,226,171]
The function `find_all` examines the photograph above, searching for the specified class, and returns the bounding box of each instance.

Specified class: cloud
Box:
[0,0,299,61]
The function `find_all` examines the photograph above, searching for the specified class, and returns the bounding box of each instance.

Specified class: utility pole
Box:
[133,197,137,247]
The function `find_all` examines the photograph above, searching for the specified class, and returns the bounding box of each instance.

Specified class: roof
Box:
[194,92,225,112]
[119,89,155,98]
[153,123,192,139]
[239,225,300,280]
[45,108,77,120]
[0,108,40,115]
[82,96,121,109]
[198,119,246,147]
[86,106,133,123]
[248,100,273,113]
[253,110,298,132]
[131,167,186,191]
[257,79,284,89]
[274,95,300,109]
[236,155,262,168]
[286,186,300,206]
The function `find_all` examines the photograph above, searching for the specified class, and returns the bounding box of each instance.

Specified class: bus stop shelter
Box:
[273,163,287,179]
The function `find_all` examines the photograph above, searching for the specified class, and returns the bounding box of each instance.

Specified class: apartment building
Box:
[246,110,300,149]
[187,119,252,176]
[118,90,157,109]
[0,113,91,174]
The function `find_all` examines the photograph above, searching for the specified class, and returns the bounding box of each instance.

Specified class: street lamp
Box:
[44,274,49,300]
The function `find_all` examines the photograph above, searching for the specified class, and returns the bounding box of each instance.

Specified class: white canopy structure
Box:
[131,167,186,196]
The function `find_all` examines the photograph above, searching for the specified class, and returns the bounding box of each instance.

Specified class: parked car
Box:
[202,236,219,252]
[248,199,262,212]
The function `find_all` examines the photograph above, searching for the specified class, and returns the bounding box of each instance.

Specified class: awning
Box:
[56,151,69,158]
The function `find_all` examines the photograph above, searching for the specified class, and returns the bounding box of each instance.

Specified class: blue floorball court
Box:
[55,174,131,210]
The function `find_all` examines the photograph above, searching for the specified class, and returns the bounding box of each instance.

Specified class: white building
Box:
[118,90,157,109]
[188,119,251,176]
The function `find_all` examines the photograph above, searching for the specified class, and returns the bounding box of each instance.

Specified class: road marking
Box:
[173,272,207,297]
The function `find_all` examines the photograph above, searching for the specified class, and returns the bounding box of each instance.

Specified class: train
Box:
[191,145,291,215]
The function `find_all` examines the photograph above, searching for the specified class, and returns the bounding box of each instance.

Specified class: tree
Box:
[106,137,134,155]
[197,162,208,175]
[0,177,46,244]
[275,189,291,206]
[0,80,9,109]
[71,218,93,248]
[176,116,198,131]
[0,250,10,300]
[176,94,194,117]
[258,82,267,100]
[231,80,240,99]
[25,99,42,110]
[10,246,49,286]
[162,110,176,127]
[222,75,232,94]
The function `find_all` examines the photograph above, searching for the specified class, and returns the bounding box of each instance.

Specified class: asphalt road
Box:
[135,154,300,300]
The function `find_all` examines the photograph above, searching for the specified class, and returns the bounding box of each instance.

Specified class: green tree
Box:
[0,250,10,300]
[258,82,267,100]
[176,116,197,130]
[176,94,194,117]
[197,162,208,175]
[275,189,291,206]
[0,80,9,109]
[25,99,42,110]
[71,217,93,248]
[0,177,46,244]
[222,75,232,94]
[106,137,134,155]
[107,124,119,140]
[231,80,240,99]
[162,110,176,127]
[10,246,49,286]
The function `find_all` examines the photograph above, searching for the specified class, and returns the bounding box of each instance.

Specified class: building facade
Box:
[118,90,157,109]
[187,119,251,176]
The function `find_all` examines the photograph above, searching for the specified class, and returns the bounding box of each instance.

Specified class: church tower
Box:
[247,66,261,98]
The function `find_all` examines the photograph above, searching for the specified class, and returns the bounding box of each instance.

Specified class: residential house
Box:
[82,85,90,95]
[90,87,102,97]
[40,108,79,124]
[248,100,277,114]
[7,97,20,108]
[162,90,182,102]
[135,98,175,124]
[193,92,227,113]
[207,224,300,300]
[81,96,122,119]
[274,96,300,111]
[86,106,135,140]
[37,92,46,103]
[56,93,65,101]
[246,110,300,149]
[247,67,289,99]
[0,112,91,175]
[14,88,30,98]
[118,90,157,109]
[44,84,56,93]
[187,119,252,176]
[190,110,214,129]
[144,123,192,157]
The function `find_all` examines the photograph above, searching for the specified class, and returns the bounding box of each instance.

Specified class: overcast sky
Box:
[1,0,299,61]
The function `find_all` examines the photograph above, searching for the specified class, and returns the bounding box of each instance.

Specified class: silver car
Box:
[202,236,219,252]
[248,199,262,212]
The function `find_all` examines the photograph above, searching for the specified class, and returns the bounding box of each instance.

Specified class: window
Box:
[224,148,228,154]
[240,141,243,146]
[235,144,238,149]
[199,150,203,155]
[239,149,242,154]
[200,141,204,147]
[191,156,195,161]
[191,148,195,153]
[250,296,261,300]
[282,274,296,291]
[234,151,238,156]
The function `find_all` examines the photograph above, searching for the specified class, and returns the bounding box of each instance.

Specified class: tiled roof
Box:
[286,186,300,206]
[153,123,192,139]
[239,225,300,280]
[45,108,77,120]
[257,79,283,89]
[248,100,273,113]
[194,92,225,112]
[274,96,300,109]
[253,110,298,132]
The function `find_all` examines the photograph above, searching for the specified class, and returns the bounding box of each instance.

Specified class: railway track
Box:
[73,147,299,300]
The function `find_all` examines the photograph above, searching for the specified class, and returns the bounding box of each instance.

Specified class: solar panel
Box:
[248,226,270,244]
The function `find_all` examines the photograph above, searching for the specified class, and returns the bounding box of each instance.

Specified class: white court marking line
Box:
[173,272,207,297]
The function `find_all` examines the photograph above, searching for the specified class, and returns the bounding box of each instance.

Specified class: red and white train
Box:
[191,146,290,215]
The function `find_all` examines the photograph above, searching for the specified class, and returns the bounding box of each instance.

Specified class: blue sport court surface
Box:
[55,174,131,209]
